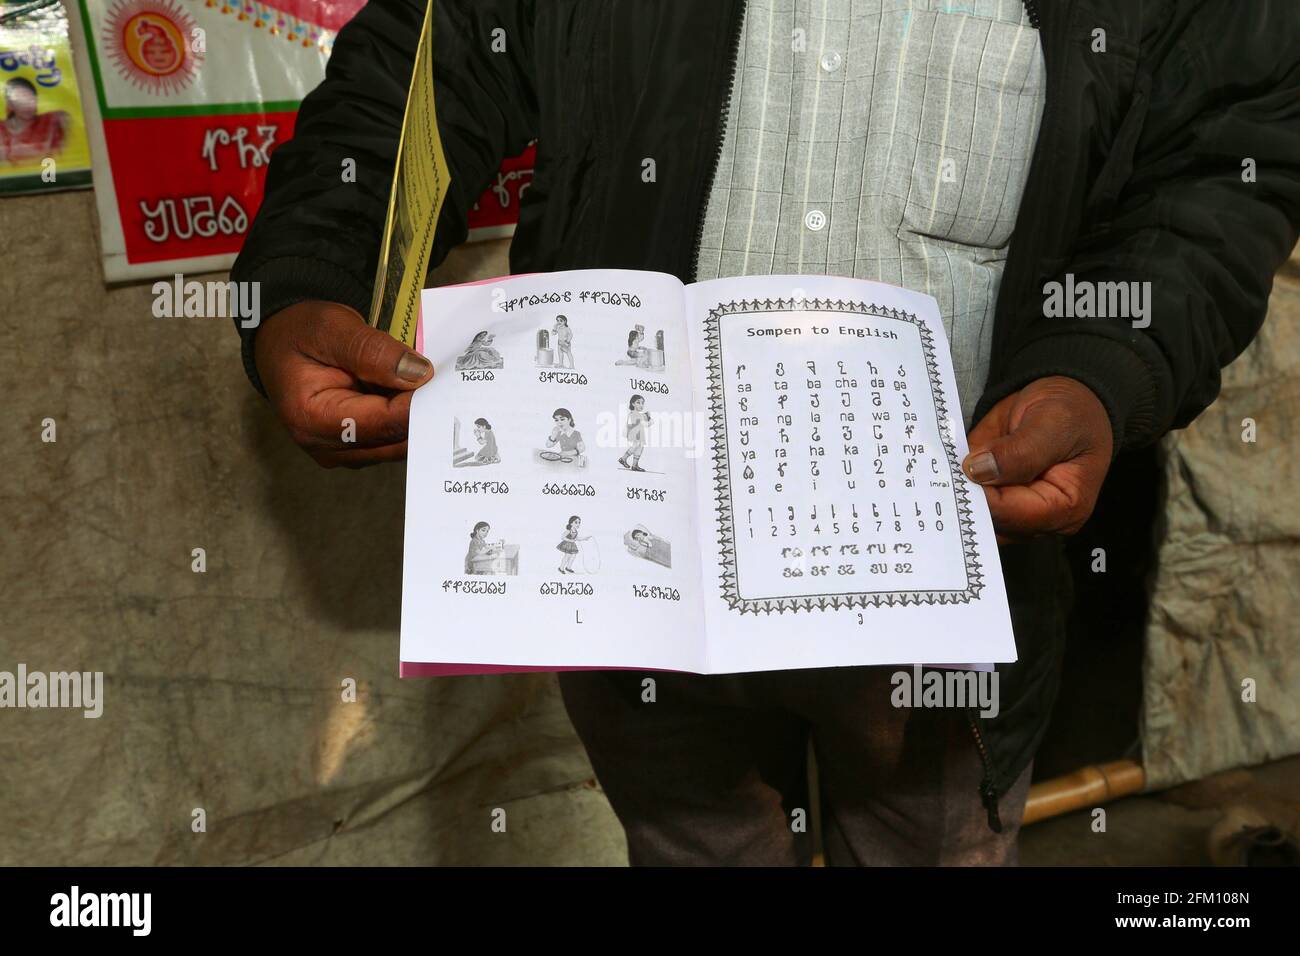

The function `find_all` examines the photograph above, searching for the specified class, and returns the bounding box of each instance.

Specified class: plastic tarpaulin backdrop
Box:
[1141,253,1300,790]
[3,0,1296,862]
[0,195,625,865]
[2,194,1296,865]
[1,185,1297,862]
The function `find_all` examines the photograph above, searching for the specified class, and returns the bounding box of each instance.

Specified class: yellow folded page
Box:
[368,0,450,347]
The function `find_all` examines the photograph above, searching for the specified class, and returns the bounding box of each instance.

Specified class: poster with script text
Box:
[66,0,532,282]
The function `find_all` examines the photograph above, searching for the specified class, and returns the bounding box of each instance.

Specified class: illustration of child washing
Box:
[464,521,500,574]
[556,515,593,574]
[544,408,587,466]
[472,418,499,463]
[618,394,650,472]
[616,324,647,366]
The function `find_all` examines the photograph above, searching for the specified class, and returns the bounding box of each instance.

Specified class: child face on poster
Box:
[550,409,575,439]
[4,79,37,123]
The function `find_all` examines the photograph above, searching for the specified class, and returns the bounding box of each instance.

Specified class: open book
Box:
[400,270,1016,676]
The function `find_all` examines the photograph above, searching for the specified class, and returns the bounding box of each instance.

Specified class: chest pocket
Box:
[888,12,1046,252]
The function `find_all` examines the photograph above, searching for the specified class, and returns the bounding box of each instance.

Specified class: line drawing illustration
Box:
[537,407,588,469]
[464,521,519,575]
[453,416,500,466]
[455,330,505,370]
[615,323,666,372]
[556,515,596,574]
[624,525,671,569]
[535,314,576,368]
[618,393,652,472]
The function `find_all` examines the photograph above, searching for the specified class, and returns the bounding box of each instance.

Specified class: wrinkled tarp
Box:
[1141,248,1300,790]
[0,192,625,865]
[2,191,1295,865]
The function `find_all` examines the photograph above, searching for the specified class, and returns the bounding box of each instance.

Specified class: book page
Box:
[367,0,448,347]
[401,269,707,672]
[685,275,1016,673]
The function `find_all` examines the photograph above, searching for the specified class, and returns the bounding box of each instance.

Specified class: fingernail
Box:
[966,451,999,484]
[396,352,432,382]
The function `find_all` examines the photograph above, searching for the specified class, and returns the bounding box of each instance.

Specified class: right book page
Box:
[684,274,1017,673]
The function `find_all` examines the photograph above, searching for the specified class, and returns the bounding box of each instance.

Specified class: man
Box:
[233,0,1300,864]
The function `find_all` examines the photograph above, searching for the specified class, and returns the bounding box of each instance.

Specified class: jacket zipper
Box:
[692,0,1036,283]
[965,1,1044,836]
[688,0,747,282]
[690,0,1035,835]
[967,708,1003,833]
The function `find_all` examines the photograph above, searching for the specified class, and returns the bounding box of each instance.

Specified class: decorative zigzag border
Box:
[704,297,984,615]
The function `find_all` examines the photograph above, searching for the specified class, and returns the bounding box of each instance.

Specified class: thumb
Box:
[963,409,1075,486]
[312,307,433,389]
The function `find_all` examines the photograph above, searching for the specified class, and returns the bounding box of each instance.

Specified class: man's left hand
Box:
[961,376,1114,540]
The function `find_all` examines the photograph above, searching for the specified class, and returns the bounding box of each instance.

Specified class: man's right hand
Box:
[253,300,433,468]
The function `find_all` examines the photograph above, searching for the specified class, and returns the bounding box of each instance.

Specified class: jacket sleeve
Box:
[976,0,1300,452]
[230,0,539,393]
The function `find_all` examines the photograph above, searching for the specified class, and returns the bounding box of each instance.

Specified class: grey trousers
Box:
[558,665,1032,866]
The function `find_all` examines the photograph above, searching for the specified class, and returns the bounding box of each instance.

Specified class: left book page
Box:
[401,270,707,674]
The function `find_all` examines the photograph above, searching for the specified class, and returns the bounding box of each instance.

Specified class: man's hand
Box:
[254,300,433,468]
[961,376,1114,540]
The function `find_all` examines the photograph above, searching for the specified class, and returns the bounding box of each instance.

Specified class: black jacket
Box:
[233,0,1300,829]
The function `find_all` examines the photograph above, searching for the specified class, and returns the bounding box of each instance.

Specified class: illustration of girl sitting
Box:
[455,331,504,370]
[616,324,647,366]
[473,418,500,463]
[464,521,500,574]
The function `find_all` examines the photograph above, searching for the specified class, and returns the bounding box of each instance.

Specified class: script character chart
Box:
[707,299,981,613]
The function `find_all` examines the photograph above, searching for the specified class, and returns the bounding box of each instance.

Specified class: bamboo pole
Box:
[1021,760,1146,826]
[809,759,1145,862]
